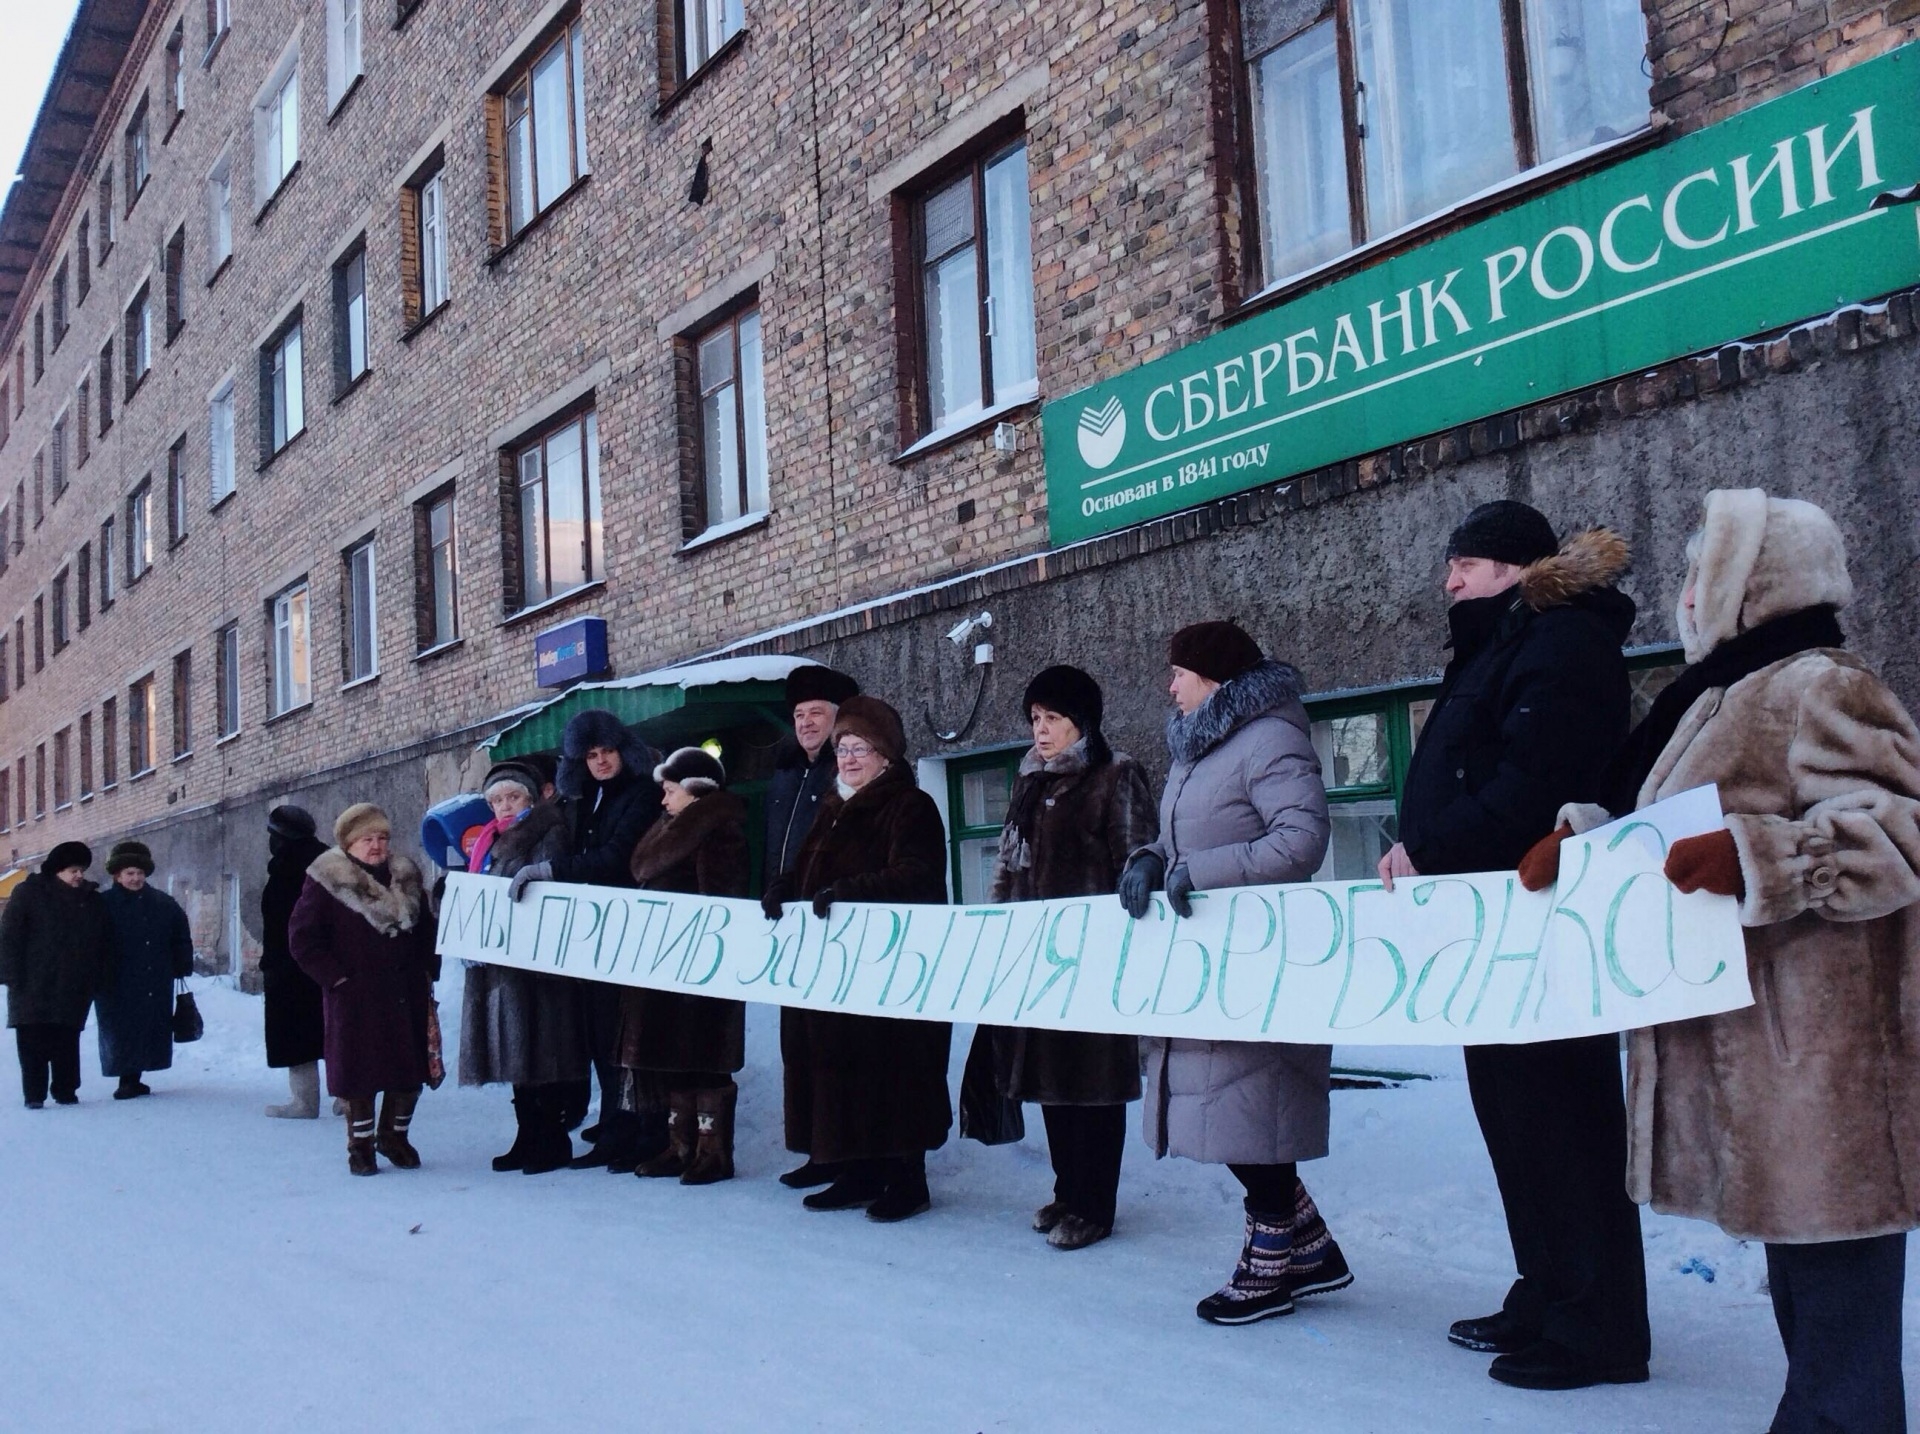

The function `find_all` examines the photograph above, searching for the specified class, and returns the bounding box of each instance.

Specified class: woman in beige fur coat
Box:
[1526,489,1920,1433]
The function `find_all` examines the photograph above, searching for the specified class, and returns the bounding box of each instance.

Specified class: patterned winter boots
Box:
[634,1090,698,1178]
[1196,1211,1297,1324]
[680,1083,737,1186]
[1288,1178,1353,1298]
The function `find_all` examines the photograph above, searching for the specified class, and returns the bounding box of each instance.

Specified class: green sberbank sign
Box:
[1042,44,1920,545]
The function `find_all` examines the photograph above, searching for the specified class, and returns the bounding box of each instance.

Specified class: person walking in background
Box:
[261,806,329,1119]
[289,805,439,1176]
[460,759,589,1175]
[764,664,860,1193]
[506,709,663,1173]
[1118,621,1345,1325]
[1523,490,1920,1431]
[1385,500,1649,1391]
[763,696,951,1222]
[973,665,1155,1250]
[95,841,193,1100]
[0,842,114,1108]
[621,747,751,1186]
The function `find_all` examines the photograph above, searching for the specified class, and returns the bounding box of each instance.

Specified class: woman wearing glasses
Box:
[761,696,951,1222]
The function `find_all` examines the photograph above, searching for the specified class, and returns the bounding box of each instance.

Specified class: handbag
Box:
[425,997,446,1090]
[171,980,204,1044]
[957,1026,1025,1146]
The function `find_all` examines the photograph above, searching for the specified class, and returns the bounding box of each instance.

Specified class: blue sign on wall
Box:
[535,616,609,688]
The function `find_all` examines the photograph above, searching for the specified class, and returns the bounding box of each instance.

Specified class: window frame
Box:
[164,21,188,135]
[125,96,151,210]
[268,579,313,718]
[402,159,450,328]
[97,166,116,258]
[98,337,115,433]
[255,50,303,211]
[99,515,117,608]
[206,149,234,276]
[415,486,460,652]
[128,675,156,778]
[101,697,118,788]
[205,0,231,62]
[215,621,241,738]
[208,377,236,502]
[684,301,770,542]
[327,0,366,113]
[944,747,1025,902]
[50,567,69,654]
[50,259,68,350]
[672,0,746,90]
[501,404,603,616]
[333,241,370,393]
[167,434,190,546]
[53,727,71,810]
[78,711,93,798]
[127,478,154,582]
[164,226,188,343]
[172,649,193,759]
[489,16,591,248]
[124,284,152,399]
[260,310,306,461]
[342,535,379,684]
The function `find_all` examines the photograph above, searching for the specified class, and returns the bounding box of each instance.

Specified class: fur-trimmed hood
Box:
[304,849,425,936]
[1165,659,1304,765]
[1516,526,1630,611]
[1676,488,1852,662]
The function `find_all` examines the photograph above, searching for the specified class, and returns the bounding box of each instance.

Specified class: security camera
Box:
[945,611,993,646]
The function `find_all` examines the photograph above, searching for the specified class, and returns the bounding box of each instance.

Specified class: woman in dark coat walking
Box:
[1,842,114,1107]
[621,747,752,1185]
[95,841,194,1099]
[974,666,1156,1250]
[460,759,589,1175]
[261,805,329,1118]
[763,696,952,1222]
[507,708,663,1171]
[288,805,439,1176]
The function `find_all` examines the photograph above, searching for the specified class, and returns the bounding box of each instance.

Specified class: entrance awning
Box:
[482,656,819,759]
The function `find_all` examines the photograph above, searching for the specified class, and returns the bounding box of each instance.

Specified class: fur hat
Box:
[831,695,908,766]
[43,841,92,875]
[106,840,154,876]
[1022,665,1104,735]
[1445,500,1560,567]
[785,665,860,710]
[334,803,392,850]
[1169,621,1264,685]
[1679,489,1853,662]
[654,746,726,794]
[557,708,651,798]
[482,760,544,803]
[267,804,317,841]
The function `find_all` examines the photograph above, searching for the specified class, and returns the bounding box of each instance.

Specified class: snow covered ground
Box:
[2,972,1913,1433]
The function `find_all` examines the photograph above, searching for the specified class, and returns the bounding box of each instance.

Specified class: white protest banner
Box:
[436,786,1751,1046]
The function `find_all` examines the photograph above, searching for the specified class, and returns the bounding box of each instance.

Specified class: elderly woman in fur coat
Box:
[972,665,1155,1250]
[1526,490,1920,1433]
[460,759,590,1175]
[763,696,953,1222]
[289,804,439,1177]
[1118,621,1347,1326]
[619,747,751,1186]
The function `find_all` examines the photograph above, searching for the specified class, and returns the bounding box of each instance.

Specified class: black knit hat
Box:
[267,805,317,841]
[43,841,92,875]
[1023,666,1103,734]
[1445,500,1559,567]
[482,760,544,803]
[654,746,726,794]
[106,840,155,875]
[785,665,860,710]
[1169,621,1264,685]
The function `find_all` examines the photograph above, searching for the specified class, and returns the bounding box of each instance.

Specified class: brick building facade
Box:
[0,0,1916,972]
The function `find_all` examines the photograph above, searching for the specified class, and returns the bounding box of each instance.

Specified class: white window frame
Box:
[326,0,365,112]
[419,169,449,314]
[512,409,603,612]
[680,0,745,80]
[692,305,768,538]
[344,537,378,683]
[501,20,590,239]
[216,621,241,738]
[266,319,305,456]
[208,377,235,501]
[270,581,312,717]
[206,149,233,272]
[128,481,154,579]
[423,491,458,649]
[254,44,302,209]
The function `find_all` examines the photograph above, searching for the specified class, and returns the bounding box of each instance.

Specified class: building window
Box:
[53,728,71,809]
[343,537,377,682]
[269,581,312,716]
[33,452,44,525]
[129,675,156,776]
[34,744,46,818]
[99,338,115,432]
[76,544,90,630]
[167,435,189,546]
[126,96,151,207]
[206,0,231,52]
[0,633,7,696]
[165,22,187,131]
[101,697,118,787]
[206,151,233,273]
[256,53,301,206]
[909,140,1038,439]
[334,243,369,391]
[945,750,1021,901]
[216,621,240,737]
[50,411,67,499]
[417,489,458,650]
[261,313,305,459]
[327,0,364,110]
[209,380,235,501]
[50,569,68,653]
[124,285,152,397]
[506,407,601,612]
[0,384,8,447]
[14,755,26,825]
[403,162,449,325]
[33,309,44,379]
[32,595,44,671]
[164,226,187,342]
[75,381,90,466]
[687,306,767,537]
[51,261,68,350]
[1244,0,1649,289]
[78,712,93,797]
[77,217,91,304]
[491,18,590,244]
[99,515,117,607]
[172,650,193,758]
[97,167,116,257]
[11,617,21,690]
[675,0,743,83]
[127,478,154,580]
[0,765,10,828]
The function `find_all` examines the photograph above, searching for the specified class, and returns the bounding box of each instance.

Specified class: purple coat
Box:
[287,849,438,1099]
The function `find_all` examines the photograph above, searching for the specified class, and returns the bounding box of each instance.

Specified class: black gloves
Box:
[1117,851,1165,920]
[760,889,785,923]
[811,886,836,920]
[507,861,553,902]
[1165,864,1196,919]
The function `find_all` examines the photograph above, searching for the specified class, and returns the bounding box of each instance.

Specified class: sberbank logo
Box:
[1075,397,1126,469]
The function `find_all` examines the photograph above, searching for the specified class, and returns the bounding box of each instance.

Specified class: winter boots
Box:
[114,1075,151,1100]
[680,1083,737,1186]
[1287,1178,1353,1298]
[1196,1212,1296,1325]
[267,1061,321,1119]
[518,1088,574,1176]
[865,1156,932,1223]
[634,1091,698,1179]
[493,1090,533,1172]
[376,1088,422,1169]
[346,1099,378,1176]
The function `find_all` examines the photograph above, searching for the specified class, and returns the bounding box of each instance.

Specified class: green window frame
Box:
[945,746,1025,903]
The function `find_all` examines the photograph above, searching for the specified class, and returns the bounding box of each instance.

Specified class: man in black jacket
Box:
[1381,500,1651,1392]
[761,664,860,1190]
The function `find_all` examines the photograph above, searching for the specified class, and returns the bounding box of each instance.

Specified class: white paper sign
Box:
[436,787,1751,1046]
